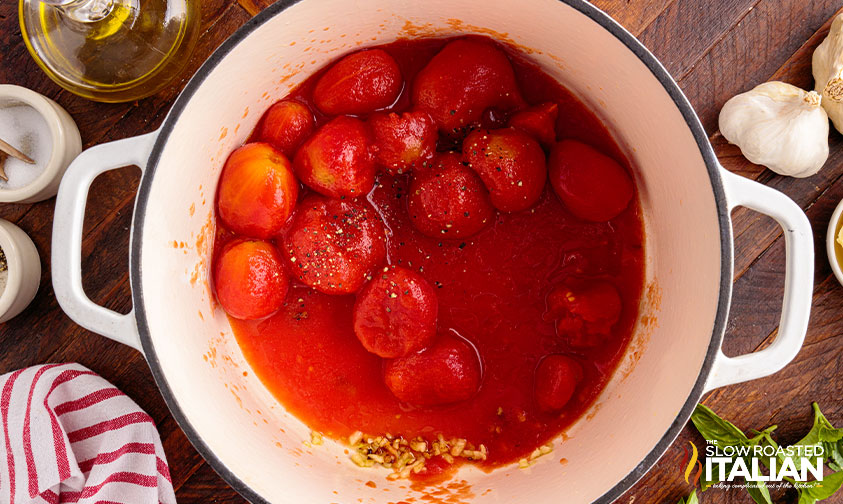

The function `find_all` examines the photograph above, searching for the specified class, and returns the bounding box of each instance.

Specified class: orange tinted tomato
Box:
[353,265,438,358]
[549,139,633,222]
[281,195,386,295]
[216,143,298,239]
[383,334,481,407]
[214,240,288,320]
[463,128,546,212]
[313,49,403,115]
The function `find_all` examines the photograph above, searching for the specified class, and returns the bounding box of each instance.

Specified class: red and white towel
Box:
[0,363,176,504]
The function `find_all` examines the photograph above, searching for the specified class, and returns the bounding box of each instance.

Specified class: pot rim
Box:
[131,1,733,502]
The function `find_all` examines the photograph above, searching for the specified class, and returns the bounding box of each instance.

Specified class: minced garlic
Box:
[518,442,554,469]
[348,432,487,479]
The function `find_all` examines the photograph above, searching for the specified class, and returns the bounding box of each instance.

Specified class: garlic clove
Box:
[813,13,843,134]
[718,81,829,178]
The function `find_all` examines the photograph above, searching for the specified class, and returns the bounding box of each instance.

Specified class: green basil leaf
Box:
[790,404,843,471]
[746,480,773,504]
[686,490,699,504]
[800,470,843,500]
[817,415,843,473]
[692,406,772,491]
[798,492,818,504]
[692,404,749,446]
[757,430,784,469]
[677,490,698,504]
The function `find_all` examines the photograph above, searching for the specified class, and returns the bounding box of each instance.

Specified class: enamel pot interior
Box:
[132,0,731,502]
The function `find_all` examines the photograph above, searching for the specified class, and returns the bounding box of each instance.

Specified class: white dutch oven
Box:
[51,0,815,502]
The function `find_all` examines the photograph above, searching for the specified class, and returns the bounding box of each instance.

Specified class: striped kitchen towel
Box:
[0,363,176,504]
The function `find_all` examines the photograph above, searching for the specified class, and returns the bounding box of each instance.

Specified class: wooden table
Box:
[1,0,842,502]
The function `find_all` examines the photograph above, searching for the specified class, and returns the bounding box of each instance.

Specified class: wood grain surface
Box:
[1,1,842,503]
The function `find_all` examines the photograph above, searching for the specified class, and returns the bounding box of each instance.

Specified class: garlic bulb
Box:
[813,13,843,134]
[718,81,829,178]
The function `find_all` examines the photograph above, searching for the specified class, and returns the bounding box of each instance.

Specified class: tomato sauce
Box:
[216,36,645,470]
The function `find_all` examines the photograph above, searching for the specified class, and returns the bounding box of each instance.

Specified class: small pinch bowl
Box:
[0,218,41,322]
[0,84,82,203]
[825,197,843,286]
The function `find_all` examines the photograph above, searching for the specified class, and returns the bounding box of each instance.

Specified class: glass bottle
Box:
[19,0,200,103]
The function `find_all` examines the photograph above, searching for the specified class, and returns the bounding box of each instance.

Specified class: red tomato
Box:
[257,100,315,157]
[214,240,289,320]
[383,334,481,407]
[463,128,546,212]
[313,49,403,115]
[508,102,559,148]
[281,195,386,294]
[369,110,437,174]
[353,265,438,358]
[534,354,583,412]
[217,143,298,239]
[546,280,622,348]
[407,153,495,239]
[412,38,524,136]
[293,116,376,199]
[548,140,633,222]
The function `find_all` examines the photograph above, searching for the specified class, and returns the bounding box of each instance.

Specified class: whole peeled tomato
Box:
[546,280,622,348]
[282,195,386,295]
[549,140,634,222]
[412,38,524,135]
[257,100,315,157]
[353,265,438,358]
[407,153,495,239]
[217,142,298,239]
[463,128,547,212]
[313,49,402,116]
[293,116,376,199]
[369,110,437,174]
[214,240,289,320]
[534,354,583,412]
[383,334,481,407]
[508,102,559,148]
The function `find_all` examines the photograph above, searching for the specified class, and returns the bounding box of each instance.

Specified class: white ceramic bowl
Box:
[0,219,41,322]
[51,1,815,502]
[0,84,82,203]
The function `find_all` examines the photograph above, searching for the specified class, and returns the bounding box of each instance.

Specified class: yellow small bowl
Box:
[826,198,843,286]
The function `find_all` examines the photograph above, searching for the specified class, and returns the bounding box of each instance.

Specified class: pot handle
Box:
[704,168,814,392]
[51,131,159,354]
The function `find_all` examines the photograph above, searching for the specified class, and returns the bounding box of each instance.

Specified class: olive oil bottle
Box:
[19,0,200,103]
